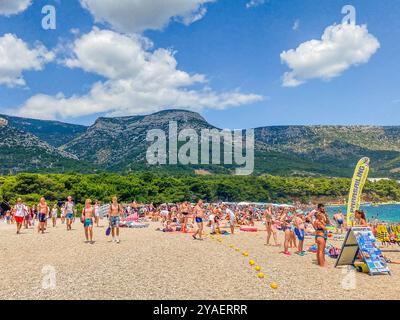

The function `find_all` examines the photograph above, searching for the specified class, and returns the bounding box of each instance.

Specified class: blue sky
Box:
[0,0,399,128]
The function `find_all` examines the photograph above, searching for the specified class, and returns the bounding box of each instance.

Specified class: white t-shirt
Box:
[14,204,26,217]
[51,208,58,218]
[160,210,169,216]
[226,208,235,221]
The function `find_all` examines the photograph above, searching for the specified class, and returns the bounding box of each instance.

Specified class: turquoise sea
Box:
[327,204,400,223]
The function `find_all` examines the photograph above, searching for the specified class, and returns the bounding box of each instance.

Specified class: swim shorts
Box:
[38,213,47,222]
[84,218,93,228]
[110,216,120,228]
[295,228,305,241]
[66,213,74,220]
[195,217,203,223]
[15,216,24,224]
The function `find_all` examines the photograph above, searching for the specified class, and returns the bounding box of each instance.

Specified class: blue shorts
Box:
[38,213,47,223]
[295,228,305,241]
[84,218,93,228]
[195,217,203,223]
[66,213,74,220]
[110,216,120,228]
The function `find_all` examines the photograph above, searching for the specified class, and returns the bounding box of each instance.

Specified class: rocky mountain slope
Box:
[1,110,400,177]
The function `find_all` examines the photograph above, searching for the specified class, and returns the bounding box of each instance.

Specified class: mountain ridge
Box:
[1,110,400,177]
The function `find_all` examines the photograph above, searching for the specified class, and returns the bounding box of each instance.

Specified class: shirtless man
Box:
[333,210,345,234]
[293,211,306,255]
[37,197,49,234]
[13,198,27,234]
[64,196,76,231]
[192,200,204,240]
[108,196,123,243]
[82,199,95,243]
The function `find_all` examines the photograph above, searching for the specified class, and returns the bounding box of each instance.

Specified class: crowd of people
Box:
[0,197,377,267]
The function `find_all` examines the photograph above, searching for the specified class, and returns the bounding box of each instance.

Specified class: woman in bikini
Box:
[280,209,292,255]
[82,199,95,243]
[265,205,278,246]
[180,201,190,233]
[355,210,368,227]
[313,212,328,267]
[37,197,49,234]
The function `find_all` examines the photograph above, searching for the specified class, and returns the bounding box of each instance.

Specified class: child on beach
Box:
[82,199,95,243]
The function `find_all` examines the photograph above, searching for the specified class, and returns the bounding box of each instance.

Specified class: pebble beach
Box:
[1,220,399,300]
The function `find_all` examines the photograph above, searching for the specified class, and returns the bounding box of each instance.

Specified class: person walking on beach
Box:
[64,196,76,231]
[13,198,27,234]
[82,199,95,243]
[192,200,204,240]
[313,210,328,267]
[37,197,49,234]
[51,204,58,227]
[108,196,123,243]
[94,200,100,227]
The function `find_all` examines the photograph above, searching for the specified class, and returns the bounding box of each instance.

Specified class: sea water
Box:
[327,204,400,223]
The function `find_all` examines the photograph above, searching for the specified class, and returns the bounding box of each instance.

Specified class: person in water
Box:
[333,210,345,234]
[82,199,95,243]
[108,196,123,243]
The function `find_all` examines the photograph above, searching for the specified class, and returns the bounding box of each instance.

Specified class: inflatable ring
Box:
[240,227,258,232]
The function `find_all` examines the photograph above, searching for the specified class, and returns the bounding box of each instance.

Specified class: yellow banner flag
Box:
[347,157,370,227]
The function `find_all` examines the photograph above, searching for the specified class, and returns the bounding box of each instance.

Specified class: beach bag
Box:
[329,247,340,258]
[105,226,111,236]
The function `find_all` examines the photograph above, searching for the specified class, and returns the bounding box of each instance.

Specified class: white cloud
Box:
[0,34,54,87]
[280,23,380,87]
[79,0,215,34]
[246,0,265,9]
[292,19,300,31]
[15,28,263,120]
[0,0,32,16]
